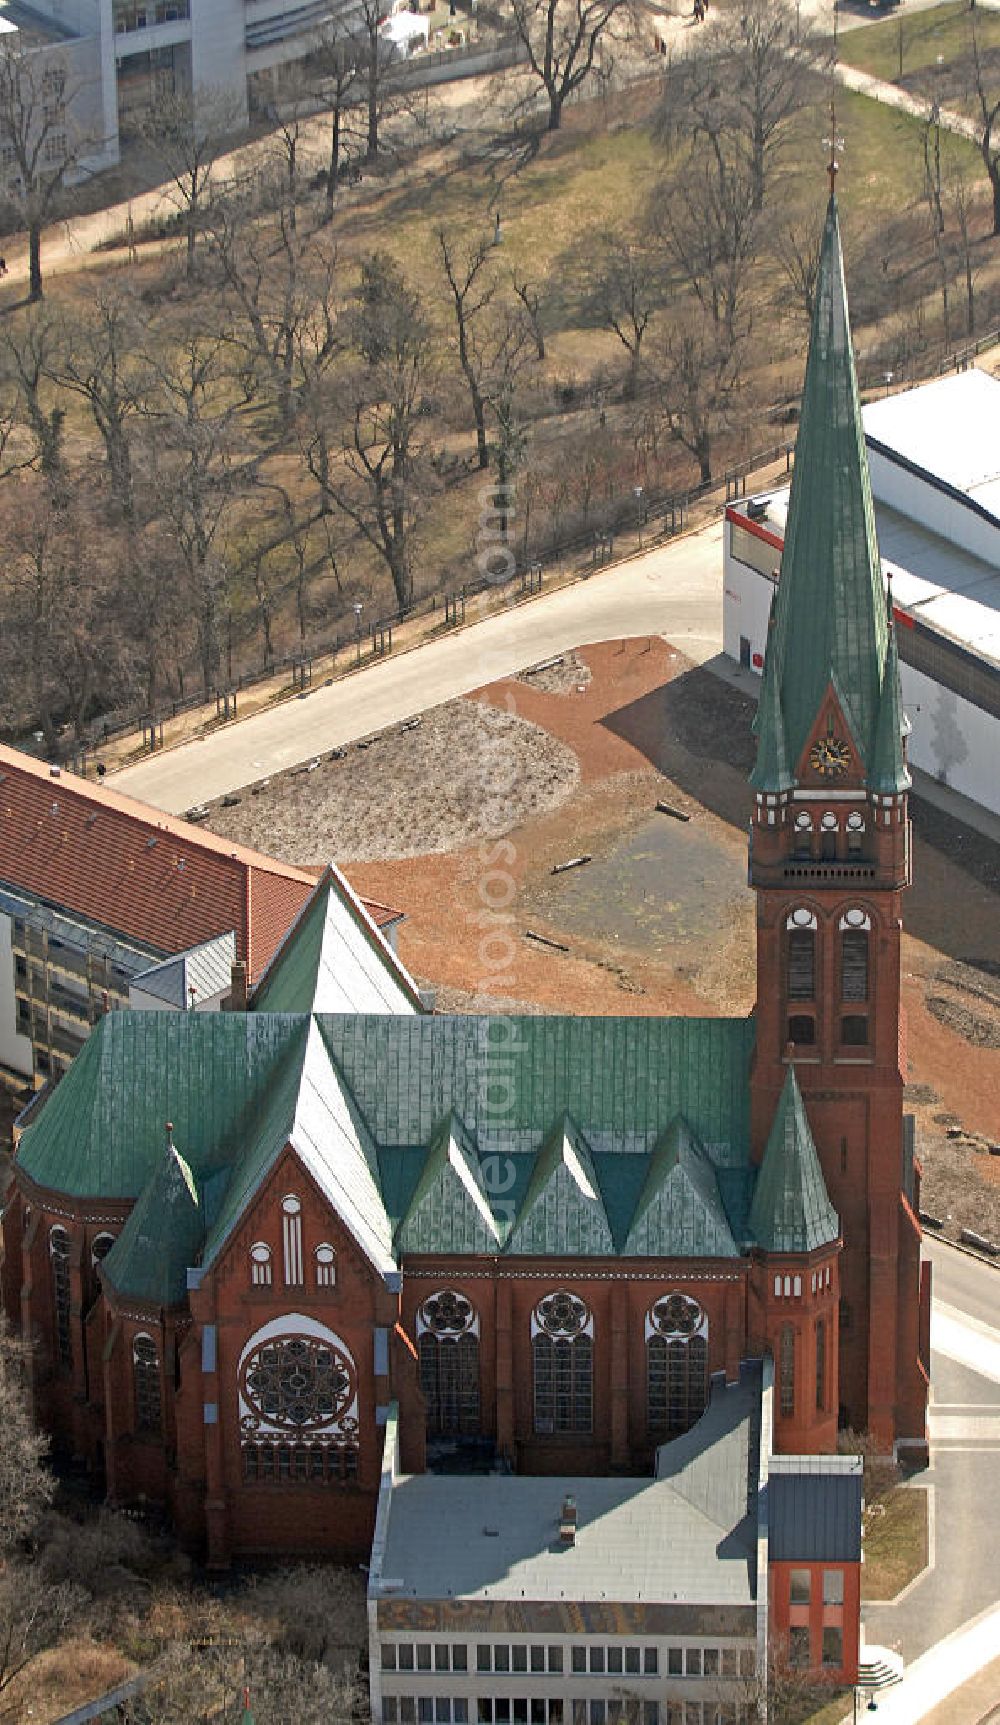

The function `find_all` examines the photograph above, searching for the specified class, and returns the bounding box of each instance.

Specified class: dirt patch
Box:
[205,698,579,863]
[516,651,592,695]
[926,996,1000,1049]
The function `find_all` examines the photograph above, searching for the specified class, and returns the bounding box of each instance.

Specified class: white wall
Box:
[0,915,34,1082]
[190,0,248,119]
[128,984,228,1011]
[898,660,1000,817]
[868,450,1000,570]
[722,537,774,671]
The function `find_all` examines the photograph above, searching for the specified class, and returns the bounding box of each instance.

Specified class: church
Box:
[3,196,929,1622]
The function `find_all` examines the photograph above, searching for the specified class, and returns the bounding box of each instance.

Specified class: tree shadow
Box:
[600,658,1000,973]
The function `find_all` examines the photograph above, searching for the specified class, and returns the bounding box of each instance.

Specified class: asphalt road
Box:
[114,519,724,815]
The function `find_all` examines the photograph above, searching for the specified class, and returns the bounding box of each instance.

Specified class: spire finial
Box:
[826,6,842,195]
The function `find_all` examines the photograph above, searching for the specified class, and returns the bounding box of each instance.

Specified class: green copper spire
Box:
[869,602,911,795]
[757,195,889,781]
[750,603,794,793]
[749,1066,839,1255]
[102,1126,204,1306]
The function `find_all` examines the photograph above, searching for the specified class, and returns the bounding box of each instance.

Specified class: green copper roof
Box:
[102,1133,203,1307]
[757,195,889,784]
[749,637,794,793]
[18,1010,764,1292]
[623,1115,738,1258]
[869,615,911,795]
[396,1112,502,1253]
[748,1067,839,1254]
[506,1115,615,1256]
[252,863,423,1015]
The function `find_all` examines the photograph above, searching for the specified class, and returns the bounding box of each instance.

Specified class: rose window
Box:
[241,1335,354,1432]
[419,1289,475,1336]
[650,1293,703,1337]
[536,1291,590,1337]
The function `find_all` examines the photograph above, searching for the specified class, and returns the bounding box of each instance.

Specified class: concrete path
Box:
[858,1241,1000,1722]
[114,519,724,812]
[836,58,979,145]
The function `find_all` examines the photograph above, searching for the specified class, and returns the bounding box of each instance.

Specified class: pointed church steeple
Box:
[756,195,889,782]
[749,1067,839,1255]
[869,595,911,795]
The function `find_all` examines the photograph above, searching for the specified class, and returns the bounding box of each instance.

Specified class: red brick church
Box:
[3,196,929,1577]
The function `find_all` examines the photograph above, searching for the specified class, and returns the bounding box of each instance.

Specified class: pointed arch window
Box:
[315,1244,337,1289]
[49,1225,72,1372]
[646,1294,708,1440]
[840,910,870,1002]
[786,909,817,1001]
[133,1333,162,1433]
[416,1289,480,1437]
[282,1195,303,1287]
[531,1291,592,1435]
[779,1324,795,1419]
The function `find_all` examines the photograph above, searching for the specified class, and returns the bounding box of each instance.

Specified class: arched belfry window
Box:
[646,1293,708,1439]
[133,1333,162,1433]
[793,811,812,858]
[238,1315,359,1485]
[49,1226,72,1372]
[531,1291,592,1436]
[416,1289,480,1437]
[786,909,817,1001]
[282,1195,303,1286]
[846,811,865,856]
[839,909,871,1002]
[91,1233,115,1269]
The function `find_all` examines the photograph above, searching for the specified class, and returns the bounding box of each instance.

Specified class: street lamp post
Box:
[634,484,644,551]
[883,370,893,398]
[354,602,363,666]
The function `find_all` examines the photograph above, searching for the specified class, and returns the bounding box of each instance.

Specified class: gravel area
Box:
[204,697,580,864]
[516,651,592,695]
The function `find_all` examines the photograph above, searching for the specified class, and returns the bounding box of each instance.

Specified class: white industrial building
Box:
[723,369,1000,818]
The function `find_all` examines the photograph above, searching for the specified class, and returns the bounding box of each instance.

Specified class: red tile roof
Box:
[0,746,399,981]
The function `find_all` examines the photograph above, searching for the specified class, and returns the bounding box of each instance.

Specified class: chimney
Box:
[559,1494,577,1546]
[228,958,248,1013]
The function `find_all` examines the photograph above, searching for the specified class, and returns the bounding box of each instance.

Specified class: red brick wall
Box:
[769,1558,861,1684]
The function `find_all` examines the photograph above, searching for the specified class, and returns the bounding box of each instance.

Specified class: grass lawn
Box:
[862,1486,929,1601]
[839,1,1000,83]
[795,1694,851,1725]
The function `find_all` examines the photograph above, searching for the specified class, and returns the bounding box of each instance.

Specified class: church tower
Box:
[748,195,929,1455]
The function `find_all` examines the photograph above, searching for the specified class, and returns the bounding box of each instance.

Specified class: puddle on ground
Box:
[531,814,745,952]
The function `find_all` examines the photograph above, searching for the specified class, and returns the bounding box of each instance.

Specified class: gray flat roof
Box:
[379,1369,760,1609]
[743,492,1000,669]
[862,370,1000,521]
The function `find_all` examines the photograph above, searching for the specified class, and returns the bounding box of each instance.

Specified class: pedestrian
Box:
[0,257,7,278]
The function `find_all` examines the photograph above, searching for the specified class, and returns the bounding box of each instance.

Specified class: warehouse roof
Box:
[863,370,1000,524]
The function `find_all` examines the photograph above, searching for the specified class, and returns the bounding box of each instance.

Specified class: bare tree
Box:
[655,152,760,349]
[144,335,252,696]
[0,41,89,301]
[0,307,65,481]
[438,226,500,469]
[657,0,825,214]
[650,311,745,485]
[508,0,633,132]
[306,252,430,611]
[207,195,340,430]
[774,205,825,328]
[140,88,240,279]
[308,24,365,216]
[591,236,659,399]
[967,13,1000,236]
[512,273,546,359]
[123,1635,361,1725]
[53,288,148,517]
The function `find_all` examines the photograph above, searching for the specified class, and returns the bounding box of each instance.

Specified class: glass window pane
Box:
[452,1644,467,1671]
[476,1645,491,1672]
[790,1568,811,1605]
[494,1644,509,1673]
[572,1646,586,1673]
[625,1646,640,1674]
[643,1647,657,1674]
[381,1645,397,1670]
[548,1645,563,1672]
[789,1626,811,1669]
[589,1647,605,1673]
[608,1646,623,1673]
[530,1645,545,1672]
[417,1645,432,1671]
[823,1568,844,1605]
[823,1626,844,1668]
[685,1648,702,1677]
[398,1645,414,1671]
[434,1644,449,1671]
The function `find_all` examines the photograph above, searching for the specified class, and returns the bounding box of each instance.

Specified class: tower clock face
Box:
[809,735,852,779]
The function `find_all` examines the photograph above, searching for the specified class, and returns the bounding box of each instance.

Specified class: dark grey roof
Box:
[767,1454,863,1563]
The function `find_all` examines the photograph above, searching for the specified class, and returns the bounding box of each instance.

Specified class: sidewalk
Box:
[854,1608,1000,1723]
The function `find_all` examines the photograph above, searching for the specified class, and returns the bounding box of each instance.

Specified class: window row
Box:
[790,1568,844,1606]
[241,1441,358,1483]
[791,810,866,860]
[383,1703,751,1725]
[773,1269,831,1299]
[420,1291,708,1442]
[383,1644,753,1682]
